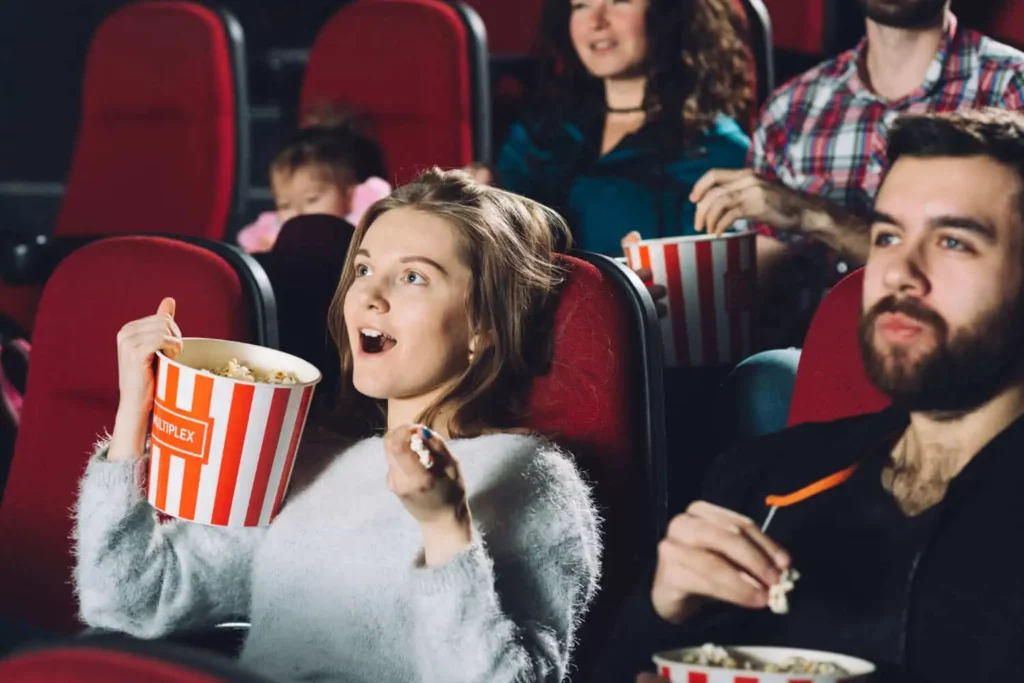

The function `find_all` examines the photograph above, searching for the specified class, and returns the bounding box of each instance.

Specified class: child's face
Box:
[272,166,352,224]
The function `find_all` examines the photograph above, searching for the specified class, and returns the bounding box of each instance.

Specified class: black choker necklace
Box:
[606,104,645,114]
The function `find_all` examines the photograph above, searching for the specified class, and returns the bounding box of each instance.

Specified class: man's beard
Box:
[856,0,947,29]
[859,292,1024,417]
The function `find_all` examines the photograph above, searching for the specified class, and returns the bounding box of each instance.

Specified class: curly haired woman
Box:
[492,0,754,255]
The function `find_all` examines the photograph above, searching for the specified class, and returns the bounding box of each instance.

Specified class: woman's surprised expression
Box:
[344,208,476,402]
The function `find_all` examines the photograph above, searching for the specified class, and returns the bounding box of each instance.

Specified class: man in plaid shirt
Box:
[693,1,1024,309]
[691,0,1024,446]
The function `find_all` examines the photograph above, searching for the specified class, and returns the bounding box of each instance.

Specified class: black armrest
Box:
[0,233,102,286]
[78,622,250,659]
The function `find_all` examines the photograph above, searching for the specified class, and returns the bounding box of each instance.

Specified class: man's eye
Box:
[940,237,968,251]
[873,232,900,247]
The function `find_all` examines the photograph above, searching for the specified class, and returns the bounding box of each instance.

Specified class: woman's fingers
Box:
[156,297,176,320]
[161,335,184,360]
[621,230,643,248]
[648,284,667,300]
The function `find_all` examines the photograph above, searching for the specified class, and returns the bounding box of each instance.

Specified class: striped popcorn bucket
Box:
[149,338,322,527]
[653,647,875,683]
[624,231,757,368]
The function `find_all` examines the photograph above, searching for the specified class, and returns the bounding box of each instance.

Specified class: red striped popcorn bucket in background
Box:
[624,232,757,368]
[150,339,322,527]
[653,647,875,683]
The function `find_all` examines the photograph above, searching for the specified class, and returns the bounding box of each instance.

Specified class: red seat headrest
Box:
[55,2,243,240]
[788,268,890,427]
[301,0,478,184]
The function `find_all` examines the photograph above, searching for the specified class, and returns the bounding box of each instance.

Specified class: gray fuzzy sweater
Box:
[73,432,602,683]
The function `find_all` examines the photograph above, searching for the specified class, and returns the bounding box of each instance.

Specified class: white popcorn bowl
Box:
[653,646,876,683]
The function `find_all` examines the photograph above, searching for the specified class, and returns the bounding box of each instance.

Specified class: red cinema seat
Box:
[526,252,667,679]
[462,0,544,56]
[762,0,835,55]
[56,2,248,240]
[0,236,275,634]
[300,0,491,185]
[986,1,1024,50]
[787,268,890,427]
[0,639,274,683]
[0,1,249,334]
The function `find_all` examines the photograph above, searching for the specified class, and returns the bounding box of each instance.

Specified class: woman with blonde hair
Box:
[72,169,602,683]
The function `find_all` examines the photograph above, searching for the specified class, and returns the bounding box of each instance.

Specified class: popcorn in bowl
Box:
[655,645,875,682]
[681,643,847,674]
[203,358,300,385]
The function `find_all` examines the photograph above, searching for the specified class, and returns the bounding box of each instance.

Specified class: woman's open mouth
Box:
[359,328,397,355]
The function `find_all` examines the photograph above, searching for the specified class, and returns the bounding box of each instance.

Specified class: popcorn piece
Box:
[410,432,434,470]
[768,567,800,615]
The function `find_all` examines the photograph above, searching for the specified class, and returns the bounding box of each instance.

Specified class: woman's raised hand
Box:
[107,298,183,462]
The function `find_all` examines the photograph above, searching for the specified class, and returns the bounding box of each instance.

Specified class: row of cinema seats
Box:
[0,217,890,680]
[0,0,491,336]
[37,0,1022,342]
[0,0,783,339]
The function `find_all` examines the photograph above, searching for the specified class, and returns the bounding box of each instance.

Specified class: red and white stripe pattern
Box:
[148,360,314,527]
[626,234,756,368]
[659,670,856,683]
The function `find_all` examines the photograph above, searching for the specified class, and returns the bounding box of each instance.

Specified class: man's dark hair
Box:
[888,108,1024,214]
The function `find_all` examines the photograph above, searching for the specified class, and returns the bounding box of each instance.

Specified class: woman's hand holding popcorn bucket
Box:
[622,229,758,369]
[108,297,322,528]
[109,297,184,464]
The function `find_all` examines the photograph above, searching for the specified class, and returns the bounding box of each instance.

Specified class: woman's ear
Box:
[468,330,494,363]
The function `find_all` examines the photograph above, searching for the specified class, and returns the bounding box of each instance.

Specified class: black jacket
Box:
[592,408,1024,683]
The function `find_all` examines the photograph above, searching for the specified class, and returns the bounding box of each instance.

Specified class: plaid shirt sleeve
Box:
[746,88,797,239]
[1000,68,1024,110]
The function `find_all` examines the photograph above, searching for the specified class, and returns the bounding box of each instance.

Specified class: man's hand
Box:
[691,169,871,263]
[691,169,807,236]
[651,501,791,624]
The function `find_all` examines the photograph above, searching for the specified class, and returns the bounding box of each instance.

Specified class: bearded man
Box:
[693,0,1024,458]
[599,108,1024,683]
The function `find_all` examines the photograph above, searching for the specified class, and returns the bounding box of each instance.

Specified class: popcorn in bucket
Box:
[624,231,757,368]
[149,338,322,527]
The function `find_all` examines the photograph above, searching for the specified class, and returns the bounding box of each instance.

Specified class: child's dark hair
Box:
[271,104,387,187]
